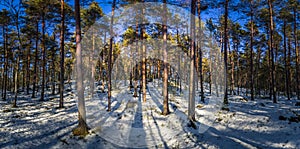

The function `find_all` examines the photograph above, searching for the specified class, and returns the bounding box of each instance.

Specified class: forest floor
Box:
[0,81,300,149]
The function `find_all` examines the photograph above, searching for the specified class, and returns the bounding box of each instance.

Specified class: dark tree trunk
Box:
[283,20,290,100]
[197,0,204,102]
[41,13,46,101]
[32,20,39,98]
[268,0,277,103]
[250,0,254,101]
[223,0,229,105]
[293,8,299,100]
[162,0,169,115]
[59,0,65,108]
[107,0,116,111]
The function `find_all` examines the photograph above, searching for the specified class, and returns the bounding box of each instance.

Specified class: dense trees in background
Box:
[0,0,299,135]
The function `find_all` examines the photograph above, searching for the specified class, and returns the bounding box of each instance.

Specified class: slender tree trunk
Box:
[41,14,46,101]
[90,28,95,96]
[59,0,65,108]
[26,41,31,95]
[256,47,261,96]
[142,1,147,102]
[13,53,19,107]
[102,32,106,93]
[73,0,89,136]
[268,0,276,103]
[32,20,39,98]
[188,0,196,123]
[223,0,229,105]
[197,0,204,102]
[2,25,7,100]
[283,20,290,100]
[288,37,292,97]
[133,17,138,97]
[162,0,169,115]
[231,46,235,95]
[250,0,254,100]
[209,33,213,95]
[51,46,56,95]
[108,0,116,111]
[236,42,240,95]
[293,8,299,100]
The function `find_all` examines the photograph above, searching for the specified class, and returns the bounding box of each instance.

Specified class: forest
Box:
[0,0,299,148]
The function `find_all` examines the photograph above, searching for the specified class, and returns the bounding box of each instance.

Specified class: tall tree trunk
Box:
[107,0,116,111]
[250,0,254,101]
[102,32,106,93]
[268,0,276,103]
[197,0,204,102]
[283,20,290,100]
[26,41,31,95]
[73,0,89,136]
[51,46,56,95]
[231,44,235,95]
[133,16,138,97]
[142,1,147,102]
[223,0,229,105]
[32,19,39,98]
[293,8,299,100]
[188,0,196,123]
[13,53,19,107]
[41,13,46,101]
[162,0,169,115]
[2,25,7,100]
[256,47,261,96]
[236,42,240,95]
[59,0,65,108]
[288,37,292,97]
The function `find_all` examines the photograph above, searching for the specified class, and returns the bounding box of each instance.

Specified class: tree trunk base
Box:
[187,119,197,129]
[72,124,89,136]
[162,110,169,116]
[72,121,89,136]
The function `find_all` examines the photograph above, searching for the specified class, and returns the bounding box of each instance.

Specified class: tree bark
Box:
[188,0,196,122]
[32,19,39,98]
[250,0,254,101]
[141,0,147,102]
[223,0,229,105]
[59,0,65,108]
[108,0,116,111]
[73,0,88,136]
[162,0,169,115]
[293,7,299,100]
[197,0,204,102]
[283,20,290,100]
[41,13,46,101]
[268,0,277,103]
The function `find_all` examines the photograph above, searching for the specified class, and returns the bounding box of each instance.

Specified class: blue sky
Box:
[0,0,245,25]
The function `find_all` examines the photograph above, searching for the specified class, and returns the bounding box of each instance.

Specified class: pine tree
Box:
[73,0,89,136]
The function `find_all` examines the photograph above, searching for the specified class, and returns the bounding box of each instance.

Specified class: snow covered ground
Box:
[0,81,300,149]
